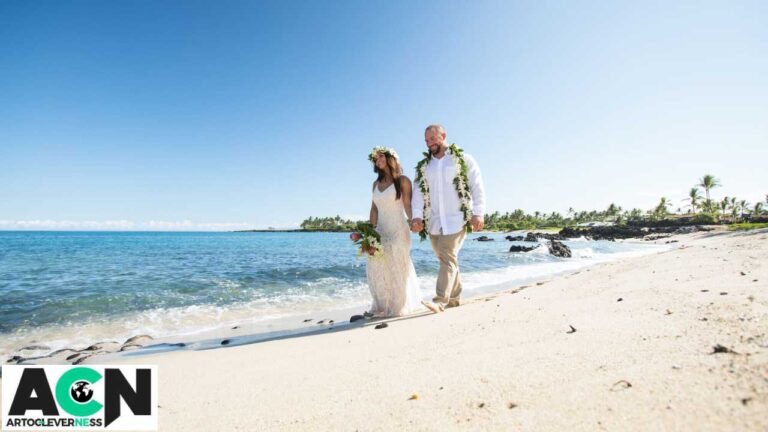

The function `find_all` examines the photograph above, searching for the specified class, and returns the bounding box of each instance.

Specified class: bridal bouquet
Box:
[350,222,383,258]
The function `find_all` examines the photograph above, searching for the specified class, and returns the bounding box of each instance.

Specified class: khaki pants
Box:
[429,230,467,307]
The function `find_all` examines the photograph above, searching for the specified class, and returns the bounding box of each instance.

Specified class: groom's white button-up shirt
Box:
[412,149,486,236]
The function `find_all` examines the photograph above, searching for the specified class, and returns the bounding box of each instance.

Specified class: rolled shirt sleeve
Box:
[465,154,486,217]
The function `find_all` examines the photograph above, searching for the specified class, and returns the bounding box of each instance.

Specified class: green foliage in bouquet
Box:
[349,222,383,258]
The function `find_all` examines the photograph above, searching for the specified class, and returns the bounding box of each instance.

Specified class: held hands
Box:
[411,217,482,232]
[471,215,484,232]
[410,218,423,233]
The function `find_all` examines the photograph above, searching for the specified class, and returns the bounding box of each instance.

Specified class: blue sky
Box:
[1,0,766,230]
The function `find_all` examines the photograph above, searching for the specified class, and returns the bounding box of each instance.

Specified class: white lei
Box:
[415,144,472,240]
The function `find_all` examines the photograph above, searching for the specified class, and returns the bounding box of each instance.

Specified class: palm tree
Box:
[654,197,670,218]
[698,174,720,211]
[729,197,739,219]
[719,197,729,216]
[739,200,750,220]
[606,203,621,219]
[684,187,702,214]
[755,202,764,215]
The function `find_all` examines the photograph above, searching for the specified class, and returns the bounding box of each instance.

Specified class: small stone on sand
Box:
[610,380,632,391]
[125,335,154,345]
[711,344,737,354]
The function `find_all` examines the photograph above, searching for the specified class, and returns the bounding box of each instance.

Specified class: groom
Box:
[411,124,486,309]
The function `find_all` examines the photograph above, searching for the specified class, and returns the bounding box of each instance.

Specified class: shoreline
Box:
[1,237,668,366]
[88,229,768,429]
[3,229,765,429]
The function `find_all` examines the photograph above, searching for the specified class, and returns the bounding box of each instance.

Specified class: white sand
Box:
[2,228,766,431]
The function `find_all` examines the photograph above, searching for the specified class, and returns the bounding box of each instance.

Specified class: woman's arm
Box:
[400,176,413,221]
[370,181,378,226]
[370,201,378,227]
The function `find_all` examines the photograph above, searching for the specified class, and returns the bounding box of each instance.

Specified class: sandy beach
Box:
[3,228,767,431]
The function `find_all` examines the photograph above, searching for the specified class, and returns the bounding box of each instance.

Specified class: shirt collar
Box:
[431,146,452,161]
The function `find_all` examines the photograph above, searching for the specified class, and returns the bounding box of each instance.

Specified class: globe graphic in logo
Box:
[70,380,94,403]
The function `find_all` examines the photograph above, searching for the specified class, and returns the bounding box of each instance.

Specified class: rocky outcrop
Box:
[559,226,644,241]
[559,225,712,241]
[548,240,572,258]
[509,244,540,253]
[474,236,494,242]
[506,232,563,242]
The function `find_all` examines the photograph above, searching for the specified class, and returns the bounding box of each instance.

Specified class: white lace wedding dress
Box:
[366,183,424,317]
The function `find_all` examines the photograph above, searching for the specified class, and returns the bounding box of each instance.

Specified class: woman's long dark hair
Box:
[373,153,403,200]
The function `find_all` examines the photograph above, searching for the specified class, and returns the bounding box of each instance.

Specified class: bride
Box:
[365,147,431,317]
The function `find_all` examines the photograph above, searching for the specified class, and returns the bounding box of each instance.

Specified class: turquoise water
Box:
[0,231,664,356]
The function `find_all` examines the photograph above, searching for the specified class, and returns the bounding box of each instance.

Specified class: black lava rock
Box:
[548,240,572,258]
[509,244,540,253]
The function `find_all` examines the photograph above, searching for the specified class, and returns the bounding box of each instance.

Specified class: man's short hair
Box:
[425,124,445,135]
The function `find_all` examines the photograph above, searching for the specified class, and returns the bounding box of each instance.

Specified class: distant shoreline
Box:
[233,229,349,233]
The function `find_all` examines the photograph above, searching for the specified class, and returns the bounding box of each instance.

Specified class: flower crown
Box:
[368,146,399,162]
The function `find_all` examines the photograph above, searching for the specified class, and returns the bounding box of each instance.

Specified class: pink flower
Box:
[350,233,362,242]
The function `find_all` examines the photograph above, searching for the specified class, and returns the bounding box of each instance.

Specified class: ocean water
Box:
[0,231,666,358]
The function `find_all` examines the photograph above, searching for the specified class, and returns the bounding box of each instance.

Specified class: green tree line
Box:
[301,174,766,231]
